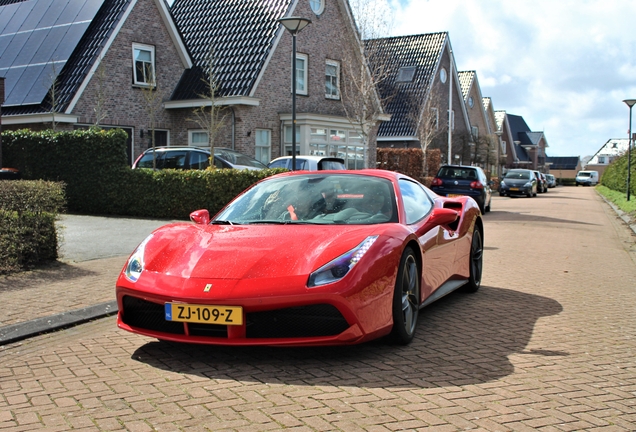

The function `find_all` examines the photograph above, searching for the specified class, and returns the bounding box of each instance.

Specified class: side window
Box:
[188,151,210,170]
[255,129,271,165]
[325,60,340,99]
[294,53,308,95]
[399,179,434,225]
[268,159,289,169]
[162,151,188,169]
[189,130,208,147]
[136,151,165,169]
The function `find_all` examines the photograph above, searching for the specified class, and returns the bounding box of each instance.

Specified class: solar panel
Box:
[0,0,104,107]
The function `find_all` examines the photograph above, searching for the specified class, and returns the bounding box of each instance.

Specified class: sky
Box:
[383,0,636,158]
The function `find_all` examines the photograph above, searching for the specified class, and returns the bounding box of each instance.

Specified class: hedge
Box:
[0,180,65,274]
[599,151,636,195]
[377,148,442,186]
[2,128,286,219]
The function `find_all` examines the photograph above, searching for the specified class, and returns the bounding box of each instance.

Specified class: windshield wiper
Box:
[210,220,236,225]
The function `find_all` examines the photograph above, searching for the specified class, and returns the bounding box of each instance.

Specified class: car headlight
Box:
[524,182,533,187]
[124,234,153,282]
[308,236,378,287]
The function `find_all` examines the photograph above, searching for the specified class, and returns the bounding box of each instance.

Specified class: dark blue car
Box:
[431,165,492,214]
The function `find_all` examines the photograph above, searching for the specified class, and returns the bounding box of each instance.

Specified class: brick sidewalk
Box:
[0,186,635,430]
[0,256,124,328]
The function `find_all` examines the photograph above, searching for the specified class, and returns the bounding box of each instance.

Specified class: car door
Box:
[399,179,457,300]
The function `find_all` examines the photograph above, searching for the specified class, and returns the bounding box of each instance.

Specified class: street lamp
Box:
[278,17,311,171]
[623,99,636,201]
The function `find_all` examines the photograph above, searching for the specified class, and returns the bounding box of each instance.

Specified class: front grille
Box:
[188,323,228,338]
[246,304,349,338]
[121,296,184,335]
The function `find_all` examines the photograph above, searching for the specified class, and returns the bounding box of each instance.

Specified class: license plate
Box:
[447,194,463,197]
[509,187,519,191]
[165,303,243,325]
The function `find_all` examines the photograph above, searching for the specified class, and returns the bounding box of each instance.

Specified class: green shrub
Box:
[600,151,636,195]
[2,128,285,219]
[0,180,66,274]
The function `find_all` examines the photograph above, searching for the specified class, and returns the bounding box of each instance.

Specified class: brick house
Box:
[457,71,501,177]
[494,111,549,172]
[0,0,383,168]
[482,96,505,177]
[364,32,472,167]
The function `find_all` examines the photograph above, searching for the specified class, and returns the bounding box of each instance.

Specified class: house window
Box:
[294,53,308,95]
[284,125,301,155]
[440,67,447,84]
[189,130,208,147]
[471,126,479,139]
[255,129,271,164]
[468,96,474,108]
[430,108,439,130]
[325,60,340,99]
[396,66,416,82]
[309,0,324,15]
[598,156,605,164]
[133,43,155,87]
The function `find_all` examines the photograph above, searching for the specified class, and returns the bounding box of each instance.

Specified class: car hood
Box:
[137,223,383,280]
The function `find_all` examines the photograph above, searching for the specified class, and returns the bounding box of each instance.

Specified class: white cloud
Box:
[385,0,636,157]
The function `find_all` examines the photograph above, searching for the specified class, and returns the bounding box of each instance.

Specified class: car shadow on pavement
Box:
[486,210,600,226]
[131,286,563,389]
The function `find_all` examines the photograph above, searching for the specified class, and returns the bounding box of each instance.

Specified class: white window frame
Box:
[132,43,155,87]
[255,129,271,164]
[325,59,340,99]
[293,53,308,95]
[188,130,209,147]
[309,0,325,15]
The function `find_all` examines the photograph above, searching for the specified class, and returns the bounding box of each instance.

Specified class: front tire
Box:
[463,227,483,293]
[389,247,420,345]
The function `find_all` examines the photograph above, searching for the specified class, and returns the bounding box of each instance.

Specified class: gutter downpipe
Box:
[448,47,453,165]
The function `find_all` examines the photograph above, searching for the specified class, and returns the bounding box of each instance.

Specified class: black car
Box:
[132,147,267,171]
[499,169,537,197]
[430,165,492,213]
[532,170,548,193]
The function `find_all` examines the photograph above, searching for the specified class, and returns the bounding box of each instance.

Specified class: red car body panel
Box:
[116,169,481,346]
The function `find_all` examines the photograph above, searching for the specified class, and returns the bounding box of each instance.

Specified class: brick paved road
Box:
[1,186,635,431]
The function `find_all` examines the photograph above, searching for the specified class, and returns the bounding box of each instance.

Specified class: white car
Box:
[268,156,346,171]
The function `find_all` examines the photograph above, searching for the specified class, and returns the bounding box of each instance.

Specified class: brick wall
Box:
[71,0,186,159]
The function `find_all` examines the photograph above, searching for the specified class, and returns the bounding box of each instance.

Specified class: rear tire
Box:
[463,228,483,293]
[389,247,420,345]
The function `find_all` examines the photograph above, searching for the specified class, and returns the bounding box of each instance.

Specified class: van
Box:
[575,170,599,186]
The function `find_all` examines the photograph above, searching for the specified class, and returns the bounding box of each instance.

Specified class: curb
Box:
[597,192,636,235]
[0,301,118,346]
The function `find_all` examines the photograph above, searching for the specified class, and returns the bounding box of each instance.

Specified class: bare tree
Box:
[409,89,446,175]
[140,77,164,170]
[92,62,109,127]
[46,62,62,131]
[338,0,394,165]
[187,45,228,165]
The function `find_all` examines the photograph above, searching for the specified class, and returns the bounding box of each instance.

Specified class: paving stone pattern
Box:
[0,186,635,431]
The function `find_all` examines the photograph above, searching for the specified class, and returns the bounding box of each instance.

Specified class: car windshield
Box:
[504,171,531,180]
[215,174,398,225]
[215,149,267,168]
[578,172,591,177]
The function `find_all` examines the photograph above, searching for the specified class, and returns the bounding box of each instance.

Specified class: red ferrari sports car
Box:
[116,169,483,346]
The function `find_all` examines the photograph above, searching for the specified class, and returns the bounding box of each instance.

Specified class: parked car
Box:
[545,174,557,188]
[268,155,346,171]
[575,170,599,186]
[430,165,492,214]
[499,169,537,197]
[132,147,267,171]
[116,169,484,346]
[532,170,548,193]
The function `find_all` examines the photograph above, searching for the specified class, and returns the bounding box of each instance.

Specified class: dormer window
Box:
[396,66,416,82]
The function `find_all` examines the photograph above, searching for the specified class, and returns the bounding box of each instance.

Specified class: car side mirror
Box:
[190,209,210,225]
[417,207,459,236]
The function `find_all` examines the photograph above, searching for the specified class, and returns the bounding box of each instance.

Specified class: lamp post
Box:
[623,99,636,201]
[278,17,311,171]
